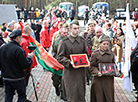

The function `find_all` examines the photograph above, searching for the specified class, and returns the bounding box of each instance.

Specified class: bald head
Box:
[43,20,49,27]
[95,27,103,38]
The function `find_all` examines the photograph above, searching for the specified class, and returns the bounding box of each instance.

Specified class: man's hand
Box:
[98,72,102,77]
[28,52,34,58]
[115,72,119,77]
[70,61,80,68]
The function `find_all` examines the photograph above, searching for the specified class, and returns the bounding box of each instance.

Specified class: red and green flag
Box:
[28,36,63,76]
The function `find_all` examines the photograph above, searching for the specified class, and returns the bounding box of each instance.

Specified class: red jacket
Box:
[20,34,37,70]
[133,11,138,19]
[50,27,57,41]
[56,21,60,31]
[40,26,51,49]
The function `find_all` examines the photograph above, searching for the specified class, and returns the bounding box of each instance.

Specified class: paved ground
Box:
[0,24,137,102]
[0,64,137,102]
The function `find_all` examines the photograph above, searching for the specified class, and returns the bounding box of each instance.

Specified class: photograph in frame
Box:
[70,54,90,68]
[99,63,116,75]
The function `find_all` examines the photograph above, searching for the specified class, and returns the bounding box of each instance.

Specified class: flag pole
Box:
[30,73,38,101]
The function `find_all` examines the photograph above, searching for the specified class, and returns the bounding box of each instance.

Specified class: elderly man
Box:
[52,28,68,101]
[57,20,87,102]
[0,30,33,102]
[91,27,104,53]
[3,22,14,43]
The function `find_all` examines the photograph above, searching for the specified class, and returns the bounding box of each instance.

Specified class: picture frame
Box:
[70,54,90,68]
[99,63,116,75]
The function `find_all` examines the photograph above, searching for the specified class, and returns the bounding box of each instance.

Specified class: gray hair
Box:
[24,22,31,26]
[23,26,31,34]
[7,22,14,28]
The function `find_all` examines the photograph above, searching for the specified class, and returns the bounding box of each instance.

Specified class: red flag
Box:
[29,36,64,71]
[18,21,24,33]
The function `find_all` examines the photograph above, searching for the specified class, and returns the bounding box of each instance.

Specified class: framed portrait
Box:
[99,63,116,75]
[70,54,90,68]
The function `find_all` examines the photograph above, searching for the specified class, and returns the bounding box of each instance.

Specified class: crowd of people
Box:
[0,5,138,102]
[16,6,76,23]
[83,6,108,25]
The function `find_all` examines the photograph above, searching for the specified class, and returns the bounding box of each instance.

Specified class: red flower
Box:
[102,71,105,74]
[37,82,40,85]
[36,86,39,89]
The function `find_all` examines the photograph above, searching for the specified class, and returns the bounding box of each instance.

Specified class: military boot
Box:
[55,87,60,96]
[61,92,67,101]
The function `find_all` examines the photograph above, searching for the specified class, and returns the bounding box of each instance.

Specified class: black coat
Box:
[69,9,75,18]
[62,11,67,19]
[0,40,32,79]
[35,24,42,41]
[131,44,138,78]
[0,37,5,46]
[31,23,37,31]
[24,10,28,18]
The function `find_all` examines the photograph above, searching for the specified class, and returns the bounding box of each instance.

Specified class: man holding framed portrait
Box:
[57,20,88,102]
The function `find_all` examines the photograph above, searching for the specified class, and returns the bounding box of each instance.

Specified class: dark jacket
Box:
[31,23,37,32]
[131,44,138,78]
[29,11,35,19]
[0,37,5,46]
[102,8,107,16]
[0,40,32,79]
[69,9,75,18]
[35,24,42,41]
[1,26,7,32]
[24,10,28,18]
[84,10,89,19]
[52,35,63,58]
[62,11,67,20]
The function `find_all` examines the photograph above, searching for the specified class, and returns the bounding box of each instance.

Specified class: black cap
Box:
[86,8,88,10]
[9,30,22,38]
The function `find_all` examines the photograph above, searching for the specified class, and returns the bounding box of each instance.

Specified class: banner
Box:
[123,3,137,92]
[29,36,64,76]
